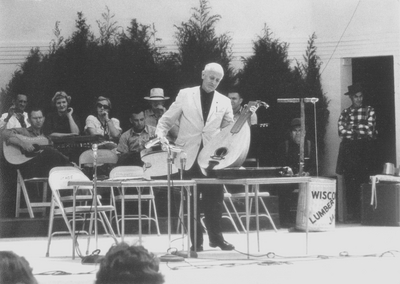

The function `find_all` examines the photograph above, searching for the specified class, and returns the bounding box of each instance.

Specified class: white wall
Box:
[310,0,400,175]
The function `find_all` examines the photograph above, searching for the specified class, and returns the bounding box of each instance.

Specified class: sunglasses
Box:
[97,103,110,110]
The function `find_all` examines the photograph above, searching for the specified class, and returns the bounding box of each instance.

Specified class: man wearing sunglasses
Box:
[0,94,30,131]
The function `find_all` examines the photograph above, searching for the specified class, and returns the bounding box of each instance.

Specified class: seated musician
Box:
[274,118,316,228]
[277,118,315,175]
[2,107,72,178]
[43,91,81,138]
[0,93,30,131]
[116,106,156,166]
[228,90,258,125]
[144,88,178,143]
[84,96,121,145]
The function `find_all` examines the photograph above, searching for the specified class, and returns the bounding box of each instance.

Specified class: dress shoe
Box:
[209,241,235,251]
[190,245,203,252]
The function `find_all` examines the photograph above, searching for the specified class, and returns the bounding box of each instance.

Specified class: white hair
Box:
[203,63,224,77]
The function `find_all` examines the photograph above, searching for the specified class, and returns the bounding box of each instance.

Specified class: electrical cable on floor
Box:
[161,249,400,270]
[35,268,97,276]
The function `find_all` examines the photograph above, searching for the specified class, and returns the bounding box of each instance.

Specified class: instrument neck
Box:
[231,102,257,134]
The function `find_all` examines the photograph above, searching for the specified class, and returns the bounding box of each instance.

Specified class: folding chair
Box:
[46,166,117,259]
[15,169,50,218]
[180,185,245,234]
[109,166,160,236]
[230,185,278,232]
[222,185,247,233]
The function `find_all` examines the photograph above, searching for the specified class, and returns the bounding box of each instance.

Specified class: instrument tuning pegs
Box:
[256,100,269,109]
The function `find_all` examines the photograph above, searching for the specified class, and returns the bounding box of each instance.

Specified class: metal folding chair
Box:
[46,166,117,259]
[109,166,160,236]
[230,185,278,232]
[15,169,50,218]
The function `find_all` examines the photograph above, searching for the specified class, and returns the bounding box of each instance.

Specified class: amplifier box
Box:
[361,183,400,226]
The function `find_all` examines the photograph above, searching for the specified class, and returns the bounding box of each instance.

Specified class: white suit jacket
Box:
[156,86,234,170]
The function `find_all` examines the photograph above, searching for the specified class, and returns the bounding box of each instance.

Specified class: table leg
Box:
[194,185,197,251]
[167,185,171,244]
[138,187,142,245]
[121,187,125,243]
[245,184,249,259]
[186,185,192,257]
[255,184,260,252]
[180,186,185,248]
[72,187,76,260]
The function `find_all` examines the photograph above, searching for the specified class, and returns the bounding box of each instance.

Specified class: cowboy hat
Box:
[344,82,363,96]
[144,88,169,100]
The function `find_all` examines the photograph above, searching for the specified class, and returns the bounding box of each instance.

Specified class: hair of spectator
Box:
[0,251,38,284]
[28,107,44,119]
[97,96,112,109]
[95,243,164,284]
[131,105,145,116]
[52,91,71,106]
[14,93,28,101]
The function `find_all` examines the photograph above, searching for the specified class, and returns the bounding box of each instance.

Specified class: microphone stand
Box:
[92,144,99,250]
[158,141,186,262]
[276,97,319,175]
[166,144,173,244]
[179,156,185,251]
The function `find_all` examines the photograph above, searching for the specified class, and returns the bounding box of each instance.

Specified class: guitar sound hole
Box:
[211,147,227,160]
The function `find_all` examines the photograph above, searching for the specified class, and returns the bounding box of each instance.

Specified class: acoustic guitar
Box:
[197,101,263,172]
[3,136,51,165]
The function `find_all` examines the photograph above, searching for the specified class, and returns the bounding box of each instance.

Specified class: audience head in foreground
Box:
[0,251,38,284]
[96,243,164,284]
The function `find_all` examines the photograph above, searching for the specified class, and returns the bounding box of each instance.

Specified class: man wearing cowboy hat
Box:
[336,82,377,223]
[144,88,169,127]
[144,88,178,142]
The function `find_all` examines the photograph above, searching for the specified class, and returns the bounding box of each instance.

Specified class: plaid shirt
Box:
[338,105,377,140]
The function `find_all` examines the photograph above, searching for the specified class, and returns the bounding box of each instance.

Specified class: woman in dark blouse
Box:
[43,91,81,138]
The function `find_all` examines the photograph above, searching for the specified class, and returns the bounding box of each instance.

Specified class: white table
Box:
[194,176,334,256]
[68,179,197,258]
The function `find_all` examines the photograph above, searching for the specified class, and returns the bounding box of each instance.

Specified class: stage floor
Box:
[1,224,400,284]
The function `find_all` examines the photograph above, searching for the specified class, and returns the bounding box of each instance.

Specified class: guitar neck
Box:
[14,134,49,144]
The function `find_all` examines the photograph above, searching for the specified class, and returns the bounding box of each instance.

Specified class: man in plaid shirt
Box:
[336,82,377,223]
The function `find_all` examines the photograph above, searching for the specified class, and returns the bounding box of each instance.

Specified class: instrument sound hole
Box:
[211,147,228,160]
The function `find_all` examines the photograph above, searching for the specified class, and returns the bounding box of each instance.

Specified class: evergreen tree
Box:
[294,33,330,155]
[0,9,170,130]
[173,0,234,92]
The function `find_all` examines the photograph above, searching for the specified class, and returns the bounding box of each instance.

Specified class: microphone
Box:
[180,152,187,171]
[145,137,161,149]
[304,97,319,104]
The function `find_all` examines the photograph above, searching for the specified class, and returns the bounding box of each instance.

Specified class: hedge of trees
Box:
[0,0,329,163]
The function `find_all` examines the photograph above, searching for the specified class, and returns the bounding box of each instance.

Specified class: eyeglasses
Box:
[18,100,27,103]
[97,103,110,110]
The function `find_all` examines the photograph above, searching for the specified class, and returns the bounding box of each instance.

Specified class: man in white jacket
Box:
[156,63,235,251]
